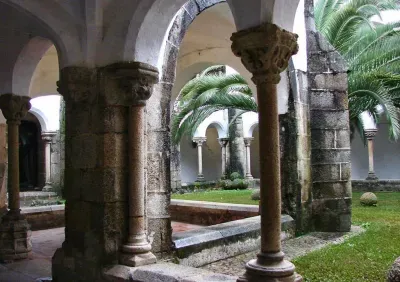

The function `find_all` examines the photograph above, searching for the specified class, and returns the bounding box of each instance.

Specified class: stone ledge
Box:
[352,179,400,192]
[172,215,295,267]
[103,263,237,282]
[20,205,65,231]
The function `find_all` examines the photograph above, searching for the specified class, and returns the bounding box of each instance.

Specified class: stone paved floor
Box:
[0,225,363,281]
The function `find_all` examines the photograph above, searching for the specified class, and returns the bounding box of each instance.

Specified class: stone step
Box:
[19,192,59,207]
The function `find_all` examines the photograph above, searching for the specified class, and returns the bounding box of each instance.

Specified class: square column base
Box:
[0,214,32,262]
[42,183,53,192]
[119,251,157,267]
[366,173,378,181]
[196,175,205,182]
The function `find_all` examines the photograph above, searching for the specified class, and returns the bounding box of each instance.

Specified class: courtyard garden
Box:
[172,190,400,281]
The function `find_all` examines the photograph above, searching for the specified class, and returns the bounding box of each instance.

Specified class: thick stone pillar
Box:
[365,129,378,180]
[193,137,206,182]
[119,64,158,267]
[228,109,246,177]
[42,132,56,191]
[0,122,7,214]
[218,138,229,179]
[52,62,158,281]
[305,0,352,232]
[0,93,32,261]
[231,23,300,282]
[244,137,254,180]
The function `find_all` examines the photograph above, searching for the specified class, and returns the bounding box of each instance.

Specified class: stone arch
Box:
[194,117,228,138]
[12,37,54,96]
[29,106,49,132]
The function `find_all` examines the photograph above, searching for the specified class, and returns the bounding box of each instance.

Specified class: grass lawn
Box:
[172,190,400,281]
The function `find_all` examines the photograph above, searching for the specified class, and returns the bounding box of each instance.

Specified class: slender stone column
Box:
[365,129,378,180]
[118,63,159,267]
[194,137,206,182]
[42,132,56,191]
[0,93,32,261]
[244,137,254,180]
[231,23,300,281]
[218,138,229,179]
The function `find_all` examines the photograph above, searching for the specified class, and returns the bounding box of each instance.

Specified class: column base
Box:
[119,251,157,267]
[245,174,254,180]
[237,254,302,282]
[0,211,32,262]
[196,175,205,182]
[366,173,378,181]
[42,183,53,192]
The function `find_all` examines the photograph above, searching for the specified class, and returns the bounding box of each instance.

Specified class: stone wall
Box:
[305,0,352,232]
[352,180,400,192]
[280,64,312,233]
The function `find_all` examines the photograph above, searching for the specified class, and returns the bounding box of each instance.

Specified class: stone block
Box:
[63,168,82,201]
[310,110,349,129]
[147,131,170,153]
[312,164,340,182]
[65,105,92,136]
[195,0,225,12]
[147,83,172,131]
[312,73,348,91]
[148,217,172,253]
[101,133,128,168]
[147,192,170,217]
[328,51,348,73]
[183,0,200,18]
[335,129,351,148]
[308,52,330,73]
[147,153,170,193]
[103,106,128,133]
[312,197,352,232]
[340,162,351,180]
[0,217,32,262]
[67,134,98,169]
[311,148,350,164]
[312,181,352,199]
[311,129,335,149]
[161,42,178,83]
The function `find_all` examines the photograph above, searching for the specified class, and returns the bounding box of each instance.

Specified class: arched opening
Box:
[19,112,42,191]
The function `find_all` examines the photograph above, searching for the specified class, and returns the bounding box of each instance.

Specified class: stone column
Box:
[218,138,229,179]
[118,63,159,267]
[231,23,300,282]
[194,137,206,182]
[42,132,56,191]
[0,93,32,261]
[365,129,378,180]
[244,137,254,180]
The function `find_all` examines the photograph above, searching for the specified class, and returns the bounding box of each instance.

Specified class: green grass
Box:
[294,192,400,282]
[172,190,400,281]
[172,189,256,205]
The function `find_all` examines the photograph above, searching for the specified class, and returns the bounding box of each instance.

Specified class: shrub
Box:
[251,189,260,200]
[230,172,241,181]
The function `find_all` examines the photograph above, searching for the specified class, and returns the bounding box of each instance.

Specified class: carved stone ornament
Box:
[364,128,378,139]
[244,137,254,147]
[231,23,299,85]
[106,62,159,106]
[193,137,207,146]
[218,138,229,147]
[0,93,31,123]
[56,67,95,104]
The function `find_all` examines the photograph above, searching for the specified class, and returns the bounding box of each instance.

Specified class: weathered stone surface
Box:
[0,217,32,262]
[387,257,400,282]
[310,110,349,129]
[360,192,378,206]
[311,149,351,164]
[167,8,192,47]
[161,42,179,83]
[312,73,348,91]
[352,180,400,192]
[313,182,351,199]
[312,198,352,232]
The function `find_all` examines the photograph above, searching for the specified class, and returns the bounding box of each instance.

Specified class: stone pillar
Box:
[0,93,32,261]
[218,138,229,179]
[305,0,352,232]
[119,63,158,267]
[231,23,300,282]
[193,137,206,182]
[0,122,7,214]
[244,137,254,180]
[365,129,378,180]
[42,132,56,191]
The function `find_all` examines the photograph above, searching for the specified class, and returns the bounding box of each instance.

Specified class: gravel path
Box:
[201,225,364,277]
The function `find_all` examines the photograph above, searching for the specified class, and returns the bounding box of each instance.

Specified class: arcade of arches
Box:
[0,0,354,281]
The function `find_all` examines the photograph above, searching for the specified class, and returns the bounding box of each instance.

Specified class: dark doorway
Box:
[19,119,40,190]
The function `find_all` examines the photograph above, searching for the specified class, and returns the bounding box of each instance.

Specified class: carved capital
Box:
[42,131,57,143]
[193,137,207,146]
[218,138,229,147]
[106,62,159,106]
[57,67,96,104]
[0,93,31,124]
[364,129,378,139]
[231,23,298,85]
[244,137,254,147]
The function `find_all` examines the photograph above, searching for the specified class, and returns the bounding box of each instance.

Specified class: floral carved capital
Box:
[106,62,159,106]
[364,129,378,139]
[0,93,31,124]
[231,23,298,85]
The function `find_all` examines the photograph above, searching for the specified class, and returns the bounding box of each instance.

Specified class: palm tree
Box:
[172,0,400,144]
